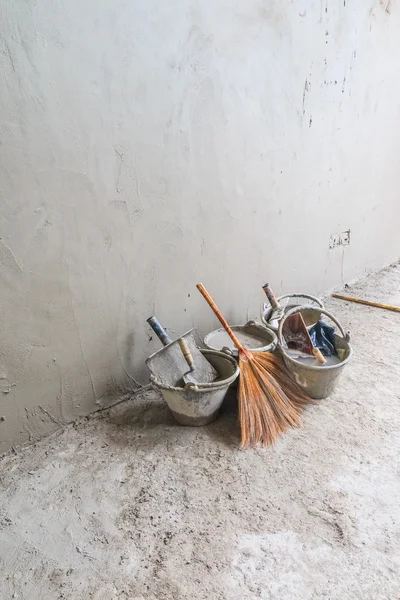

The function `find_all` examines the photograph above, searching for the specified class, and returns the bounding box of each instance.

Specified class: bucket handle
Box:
[277,305,349,347]
[263,293,324,314]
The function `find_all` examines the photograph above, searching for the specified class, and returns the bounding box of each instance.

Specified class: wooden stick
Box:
[262,283,280,311]
[178,338,194,371]
[332,294,400,313]
[196,283,244,350]
[312,347,327,365]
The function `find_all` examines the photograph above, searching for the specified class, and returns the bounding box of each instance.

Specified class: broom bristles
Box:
[238,349,313,447]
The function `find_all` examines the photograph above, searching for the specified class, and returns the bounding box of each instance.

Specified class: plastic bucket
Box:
[262,293,324,333]
[278,306,352,399]
[203,320,277,358]
[150,349,239,426]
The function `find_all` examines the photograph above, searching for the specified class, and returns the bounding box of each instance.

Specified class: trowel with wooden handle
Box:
[262,283,287,322]
[146,316,218,387]
[282,313,327,365]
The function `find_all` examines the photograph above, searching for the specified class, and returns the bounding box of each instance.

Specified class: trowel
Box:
[262,283,286,320]
[146,316,218,387]
[262,282,289,328]
[282,313,327,365]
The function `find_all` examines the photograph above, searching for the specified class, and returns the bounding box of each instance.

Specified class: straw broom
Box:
[197,283,312,447]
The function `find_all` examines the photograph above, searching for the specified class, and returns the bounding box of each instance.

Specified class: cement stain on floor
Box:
[1,265,400,599]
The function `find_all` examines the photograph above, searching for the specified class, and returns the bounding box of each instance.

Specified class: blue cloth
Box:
[309,321,336,356]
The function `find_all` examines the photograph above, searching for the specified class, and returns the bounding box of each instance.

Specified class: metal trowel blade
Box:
[146,330,217,387]
[269,297,289,322]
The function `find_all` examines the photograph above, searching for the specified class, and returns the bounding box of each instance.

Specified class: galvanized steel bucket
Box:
[150,349,239,426]
[278,306,352,399]
[203,320,277,358]
[262,293,324,333]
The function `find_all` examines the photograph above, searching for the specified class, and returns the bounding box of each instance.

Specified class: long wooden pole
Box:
[332,293,400,313]
[196,283,244,350]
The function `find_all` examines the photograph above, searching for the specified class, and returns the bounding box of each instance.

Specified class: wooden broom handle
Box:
[196,283,243,351]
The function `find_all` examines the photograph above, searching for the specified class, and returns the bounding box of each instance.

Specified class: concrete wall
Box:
[1,0,399,453]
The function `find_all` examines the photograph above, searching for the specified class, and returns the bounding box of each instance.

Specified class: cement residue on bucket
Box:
[262,293,324,332]
[150,349,239,426]
[286,352,343,367]
[204,320,277,357]
[278,306,352,399]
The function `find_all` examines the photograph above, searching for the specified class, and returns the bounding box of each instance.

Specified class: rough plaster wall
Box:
[0,0,399,453]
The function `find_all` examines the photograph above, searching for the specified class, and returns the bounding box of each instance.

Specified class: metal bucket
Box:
[150,349,239,426]
[278,306,352,399]
[203,320,277,358]
[262,293,324,333]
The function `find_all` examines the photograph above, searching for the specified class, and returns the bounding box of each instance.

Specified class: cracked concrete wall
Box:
[1,0,400,453]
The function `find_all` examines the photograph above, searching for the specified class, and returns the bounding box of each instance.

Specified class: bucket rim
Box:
[204,321,277,355]
[280,341,353,371]
[150,348,240,392]
[261,294,324,328]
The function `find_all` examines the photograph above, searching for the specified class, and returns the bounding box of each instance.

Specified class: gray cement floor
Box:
[1,265,400,599]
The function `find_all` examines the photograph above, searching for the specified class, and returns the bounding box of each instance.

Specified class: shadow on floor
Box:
[101,387,241,449]
[204,388,241,448]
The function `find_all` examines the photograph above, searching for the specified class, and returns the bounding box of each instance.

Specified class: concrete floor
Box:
[1,265,400,600]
